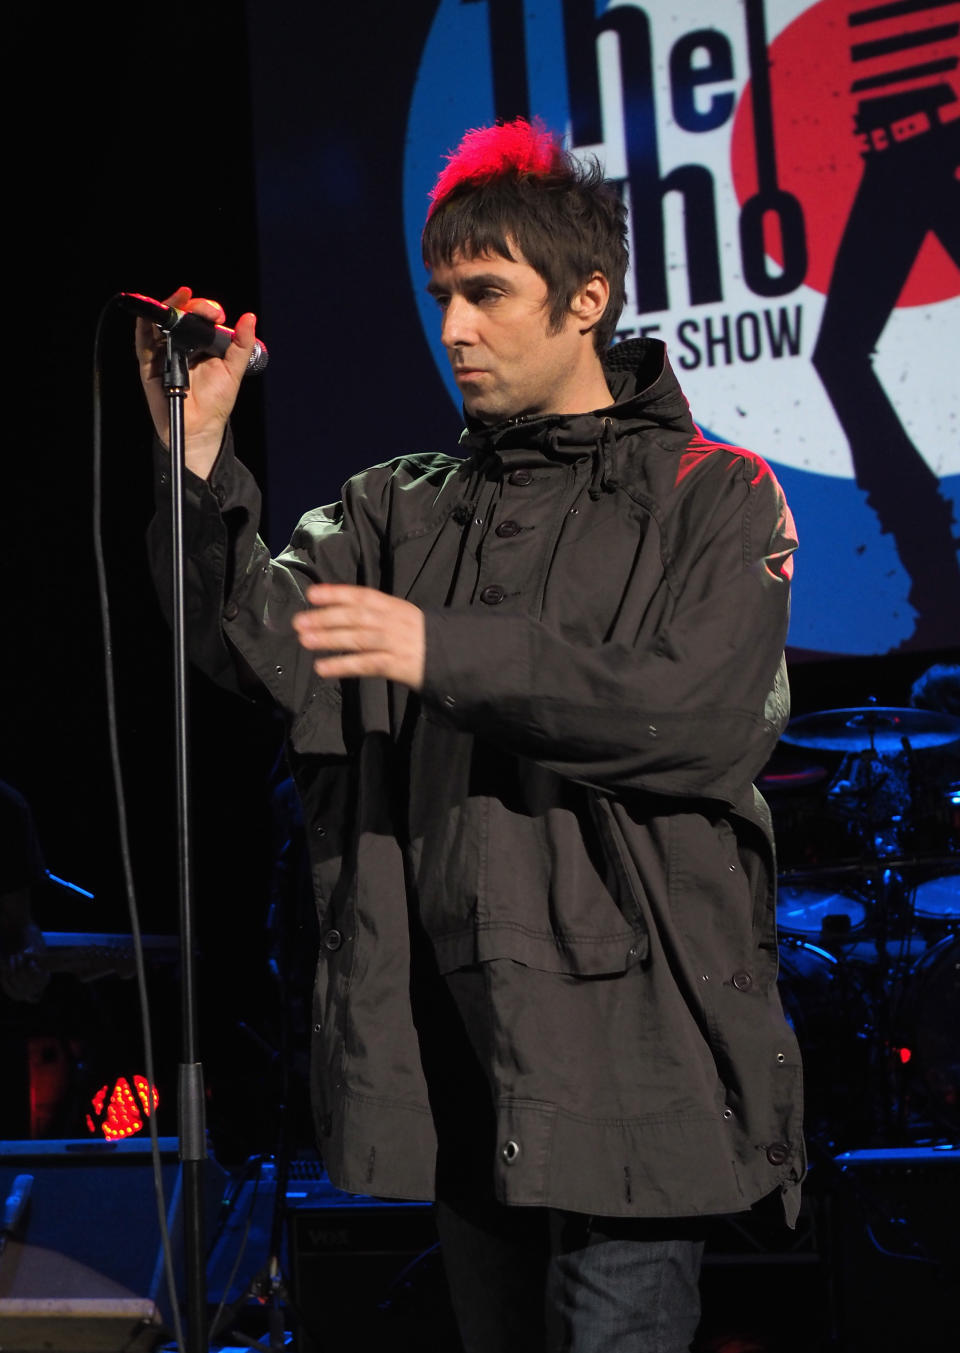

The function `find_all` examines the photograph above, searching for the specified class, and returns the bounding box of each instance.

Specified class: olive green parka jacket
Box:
[150,338,805,1223]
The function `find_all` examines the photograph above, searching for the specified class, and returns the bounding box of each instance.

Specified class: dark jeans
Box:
[436,1195,705,1353]
[411,954,705,1352]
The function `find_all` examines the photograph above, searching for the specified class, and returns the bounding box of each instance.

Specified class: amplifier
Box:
[831,1145,959,1353]
[285,1172,455,1353]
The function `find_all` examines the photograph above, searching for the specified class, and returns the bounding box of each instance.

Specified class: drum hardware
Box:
[771,702,959,1149]
[895,936,960,1138]
[777,870,957,1146]
[777,876,870,941]
[824,748,911,861]
[781,704,958,869]
[777,938,876,1149]
[757,757,837,870]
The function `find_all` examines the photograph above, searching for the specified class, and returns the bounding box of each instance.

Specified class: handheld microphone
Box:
[120,292,269,374]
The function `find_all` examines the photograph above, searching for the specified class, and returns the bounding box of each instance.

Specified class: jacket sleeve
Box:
[147,432,371,713]
[418,459,796,805]
[147,434,455,724]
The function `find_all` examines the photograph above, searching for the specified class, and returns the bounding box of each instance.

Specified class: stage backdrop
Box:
[247,0,960,659]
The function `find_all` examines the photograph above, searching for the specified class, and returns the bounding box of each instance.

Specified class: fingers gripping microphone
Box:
[120,292,269,374]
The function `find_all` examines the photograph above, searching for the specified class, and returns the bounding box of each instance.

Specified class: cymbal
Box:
[781,707,960,753]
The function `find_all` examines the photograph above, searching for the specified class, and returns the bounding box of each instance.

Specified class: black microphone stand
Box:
[164,333,209,1353]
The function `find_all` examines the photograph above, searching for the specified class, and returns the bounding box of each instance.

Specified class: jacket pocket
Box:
[475,784,650,977]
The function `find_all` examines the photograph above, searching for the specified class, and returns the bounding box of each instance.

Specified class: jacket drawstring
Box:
[451,457,486,525]
[588,418,619,499]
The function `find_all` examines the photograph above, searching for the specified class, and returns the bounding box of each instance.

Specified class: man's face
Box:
[426,245,586,425]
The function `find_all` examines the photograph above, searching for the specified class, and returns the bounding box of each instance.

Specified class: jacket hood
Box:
[452,338,698,516]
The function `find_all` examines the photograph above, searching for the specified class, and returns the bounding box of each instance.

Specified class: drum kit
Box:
[767,705,960,1150]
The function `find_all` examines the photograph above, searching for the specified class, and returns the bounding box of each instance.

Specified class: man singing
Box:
[139,119,803,1353]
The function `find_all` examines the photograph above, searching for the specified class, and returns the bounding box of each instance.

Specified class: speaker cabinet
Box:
[0,1137,224,1353]
[831,1146,959,1353]
[286,1179,457,1353]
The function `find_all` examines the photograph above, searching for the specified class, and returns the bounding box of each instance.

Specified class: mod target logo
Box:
[403,0,960,654]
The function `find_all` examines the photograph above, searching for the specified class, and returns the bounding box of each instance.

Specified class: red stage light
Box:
[86,1075,159,1139]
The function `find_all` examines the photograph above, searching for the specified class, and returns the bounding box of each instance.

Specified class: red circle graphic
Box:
[729,0,960,306]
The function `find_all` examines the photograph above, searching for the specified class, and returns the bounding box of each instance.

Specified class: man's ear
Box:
[570,272,610,332]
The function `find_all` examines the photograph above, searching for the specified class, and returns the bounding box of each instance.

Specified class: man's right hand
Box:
[135,286,258,481]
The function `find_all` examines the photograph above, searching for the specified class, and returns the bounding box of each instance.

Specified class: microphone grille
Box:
[247,339,269,375]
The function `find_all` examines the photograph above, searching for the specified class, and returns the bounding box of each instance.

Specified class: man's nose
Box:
[440,296,476,348]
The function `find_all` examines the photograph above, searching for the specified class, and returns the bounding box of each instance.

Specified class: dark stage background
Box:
[3,6,957,1350]
[6,0,957,1158]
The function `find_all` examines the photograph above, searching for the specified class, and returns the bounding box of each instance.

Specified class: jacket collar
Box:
[457,338,694,464]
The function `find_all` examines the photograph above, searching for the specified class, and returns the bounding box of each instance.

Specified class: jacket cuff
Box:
[151,427,247,548]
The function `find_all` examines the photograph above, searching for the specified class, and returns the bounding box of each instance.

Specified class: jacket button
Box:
[495,519,521,537]
[323,929,343,951]
[766,1141,791,1166]
[501,1139,521,1164]
[213,485,226,505]
[508,469,532,486]
[732,970,753,991]
[223,601,239,621]
[480,585,505,605]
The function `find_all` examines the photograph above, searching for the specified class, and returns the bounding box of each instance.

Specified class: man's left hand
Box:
[293,585,426,689]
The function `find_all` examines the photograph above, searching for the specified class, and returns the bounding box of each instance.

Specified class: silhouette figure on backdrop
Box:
[811,4,960,647]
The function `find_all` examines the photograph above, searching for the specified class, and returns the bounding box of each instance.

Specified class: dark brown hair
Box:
[422,130,628,353]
